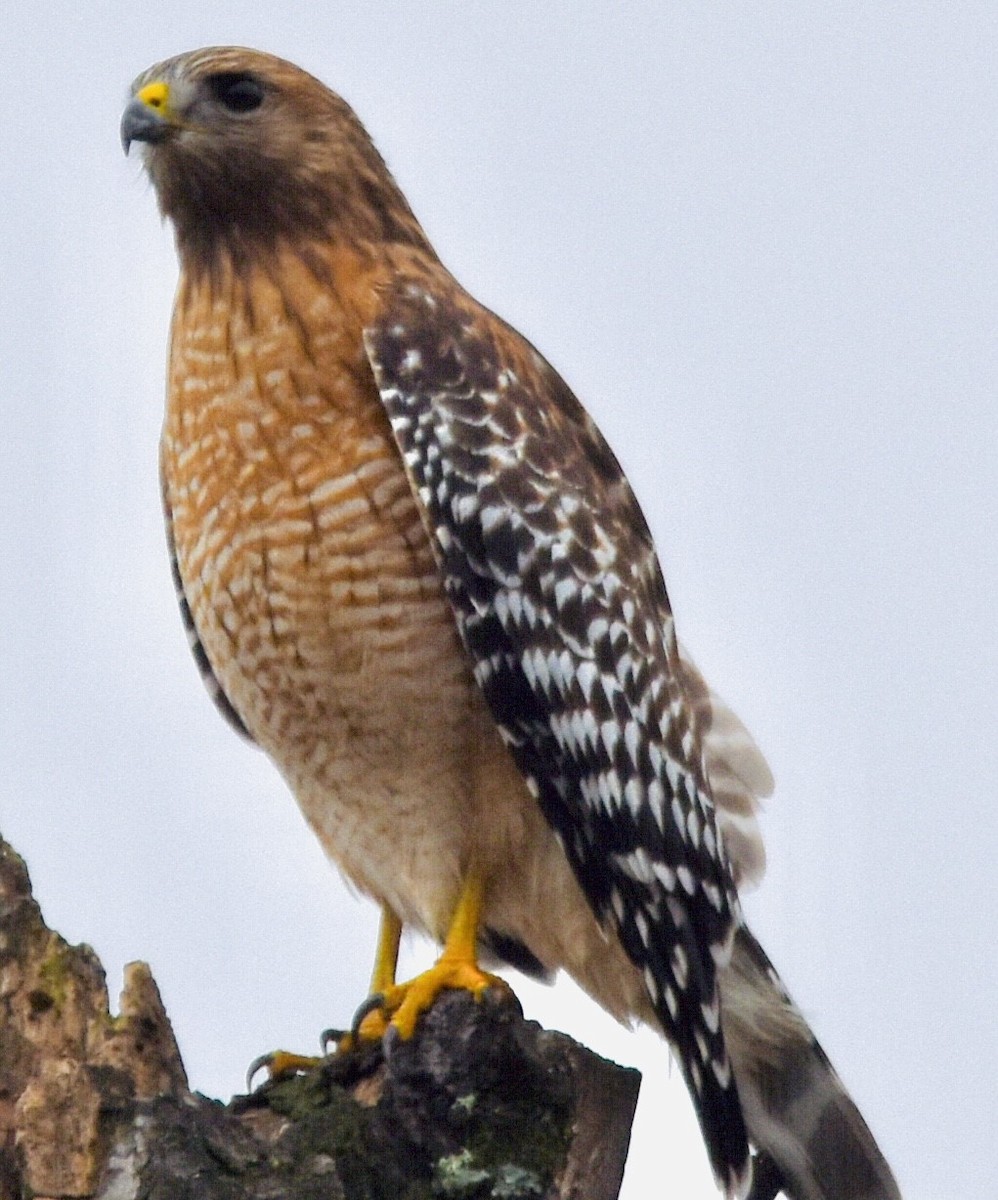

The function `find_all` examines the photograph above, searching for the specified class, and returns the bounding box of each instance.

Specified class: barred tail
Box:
[720,927,901,1200]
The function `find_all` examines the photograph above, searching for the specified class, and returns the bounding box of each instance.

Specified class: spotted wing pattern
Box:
[365,275,750,1190]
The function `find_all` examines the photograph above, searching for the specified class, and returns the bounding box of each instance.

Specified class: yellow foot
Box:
[312,999,390,1054]
[246,1049,327,1090]
[379,955,513,1040]
[350,995,392,1044]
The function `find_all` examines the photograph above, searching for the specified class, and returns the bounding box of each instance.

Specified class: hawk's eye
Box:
[209,73,265,114]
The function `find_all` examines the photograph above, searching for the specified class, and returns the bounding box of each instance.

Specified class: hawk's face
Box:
[122,49,346,255]
[121,47,427,272]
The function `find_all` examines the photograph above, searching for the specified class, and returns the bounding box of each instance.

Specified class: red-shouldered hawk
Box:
[122,48,899,1200]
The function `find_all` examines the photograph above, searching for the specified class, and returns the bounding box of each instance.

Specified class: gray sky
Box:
[1,5,994,1196]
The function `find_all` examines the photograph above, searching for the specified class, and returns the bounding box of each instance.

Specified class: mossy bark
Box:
[0,834,639,1199]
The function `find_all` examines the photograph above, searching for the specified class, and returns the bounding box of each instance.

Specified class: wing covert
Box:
[364,273,750,1188]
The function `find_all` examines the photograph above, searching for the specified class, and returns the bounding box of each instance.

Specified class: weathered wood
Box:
[0,834,640,1199]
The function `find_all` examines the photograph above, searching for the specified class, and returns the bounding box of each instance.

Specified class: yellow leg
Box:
[247,885,511,1088]
[378,873,512,1040]
[249,906,403,1081]
[352,906,403,1042]
[442,873,485,962]
[370,906,402,994]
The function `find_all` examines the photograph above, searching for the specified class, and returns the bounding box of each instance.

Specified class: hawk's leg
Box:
[247,906,403,1084]
[247,884,512,1086]
[375,873,513,1040]
[371,906,403,993]
[347,905,403,1043]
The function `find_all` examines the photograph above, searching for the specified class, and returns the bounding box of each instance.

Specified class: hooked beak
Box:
[121,82,174,154]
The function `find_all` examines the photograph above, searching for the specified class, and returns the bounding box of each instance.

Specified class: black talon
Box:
[320,1027,348,1054]
[246,1052,273,1093]
[351,991,387,1038]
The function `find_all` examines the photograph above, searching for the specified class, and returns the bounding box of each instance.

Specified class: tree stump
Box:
[0,834,640,1199]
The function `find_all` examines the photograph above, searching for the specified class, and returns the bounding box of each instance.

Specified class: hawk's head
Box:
[122,47,429,273]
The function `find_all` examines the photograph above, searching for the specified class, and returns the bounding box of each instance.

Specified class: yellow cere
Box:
[137,81,170,112]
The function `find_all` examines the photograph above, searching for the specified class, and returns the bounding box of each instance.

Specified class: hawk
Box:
[121,48,900,1200]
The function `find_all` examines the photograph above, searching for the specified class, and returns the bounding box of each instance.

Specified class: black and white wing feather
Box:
[365,273,751,1194]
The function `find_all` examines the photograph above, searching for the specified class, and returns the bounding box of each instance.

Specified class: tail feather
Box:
[720,927,901,1200]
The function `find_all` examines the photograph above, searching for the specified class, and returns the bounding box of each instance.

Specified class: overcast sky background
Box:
[1,4,994,1197]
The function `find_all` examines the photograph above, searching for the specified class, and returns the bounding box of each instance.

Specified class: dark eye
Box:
[208,73,265,114]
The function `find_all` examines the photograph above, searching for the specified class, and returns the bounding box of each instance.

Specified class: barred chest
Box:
[160,257,464,779]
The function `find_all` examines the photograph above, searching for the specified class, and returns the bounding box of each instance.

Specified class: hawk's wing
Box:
[364,274,750,1190]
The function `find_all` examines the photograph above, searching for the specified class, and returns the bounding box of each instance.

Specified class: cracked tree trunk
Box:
[0,834,640,1199]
